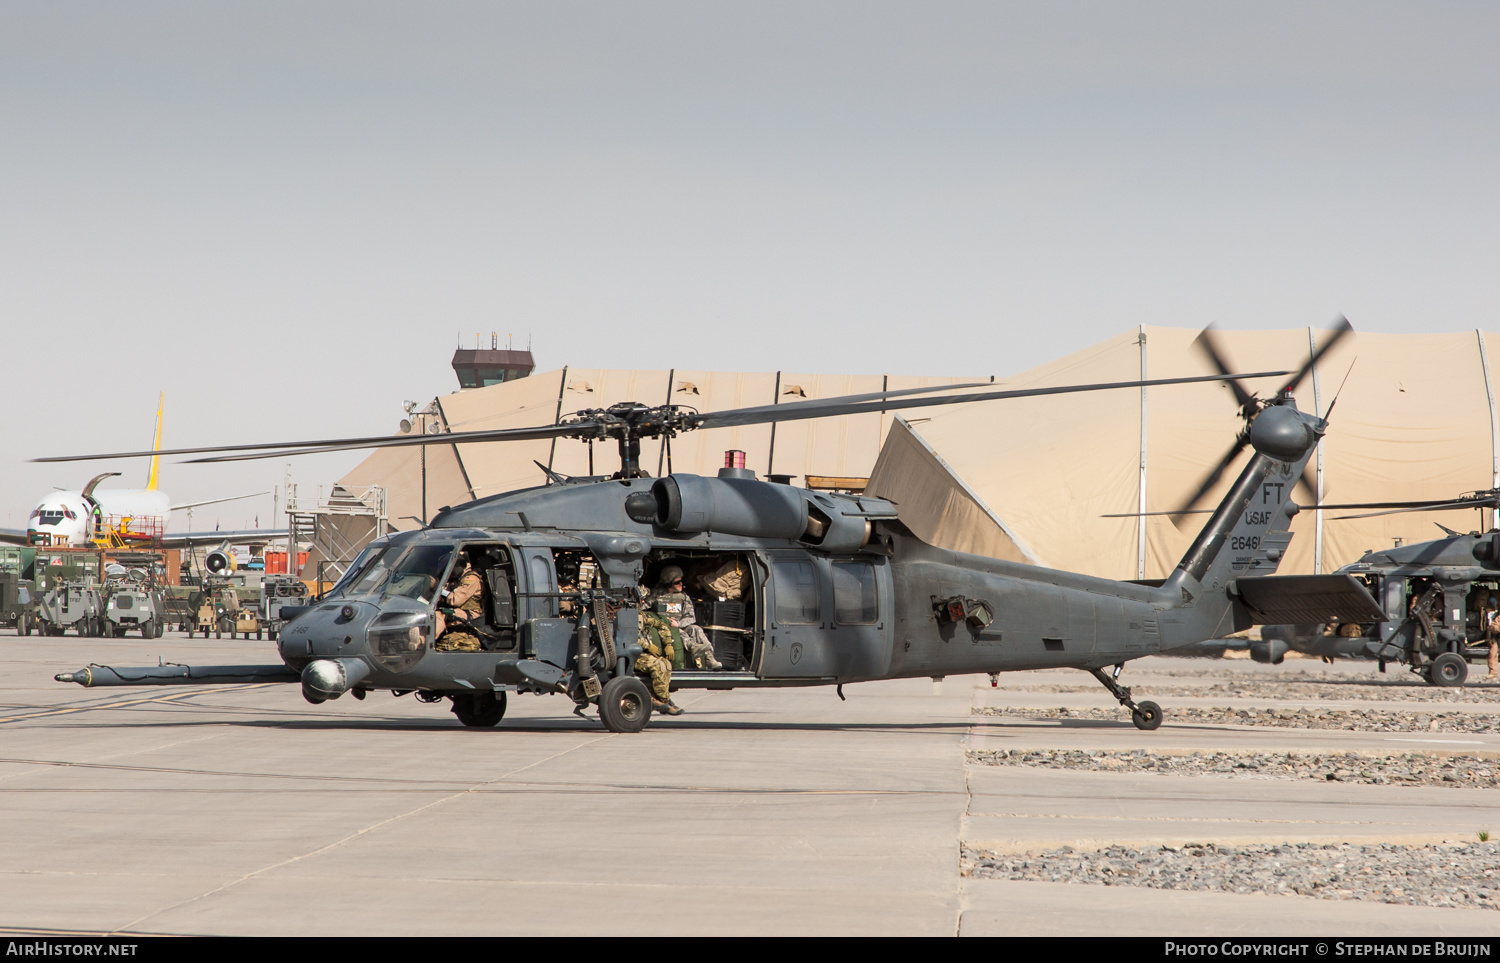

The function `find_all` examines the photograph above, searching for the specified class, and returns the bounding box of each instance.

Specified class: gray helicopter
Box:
[47,330,1380,732]
[1249,490,1500,685]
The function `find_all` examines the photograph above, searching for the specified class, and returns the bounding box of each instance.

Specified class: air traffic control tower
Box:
[452,337,535,389]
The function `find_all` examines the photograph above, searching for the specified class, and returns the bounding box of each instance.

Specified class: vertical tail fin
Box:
[145,393,164,491]
[1155,399,1322,645]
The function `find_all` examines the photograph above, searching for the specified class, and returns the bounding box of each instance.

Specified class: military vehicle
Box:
[260,574,309,641]
[35,578,104,637]
[48,326,1380,732]
[100,564,167,638]
[182,579,253,639]
[0,547,37,635]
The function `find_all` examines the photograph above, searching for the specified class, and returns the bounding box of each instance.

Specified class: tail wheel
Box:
[598,676,653,733]
[451,691,508,728]
[1429,652,1468,688]
[1131,700,1163,731]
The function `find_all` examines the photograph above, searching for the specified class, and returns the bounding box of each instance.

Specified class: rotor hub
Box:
[1249,404,1316,462]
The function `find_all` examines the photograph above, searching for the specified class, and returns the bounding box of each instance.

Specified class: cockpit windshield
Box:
[384,545,455,603]
[326,543,390,598]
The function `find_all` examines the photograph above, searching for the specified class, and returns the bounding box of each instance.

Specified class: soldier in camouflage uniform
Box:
[646,565,725,670]
[637,610,684,715]
[435,560,484,653]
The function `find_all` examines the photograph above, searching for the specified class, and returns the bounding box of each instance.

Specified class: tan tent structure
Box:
[337,327,1500,583]
[868,326,1500,580]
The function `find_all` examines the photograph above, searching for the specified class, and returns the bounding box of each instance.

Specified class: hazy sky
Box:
[2,2,1496,527]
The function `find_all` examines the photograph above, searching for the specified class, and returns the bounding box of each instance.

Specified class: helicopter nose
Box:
[301,658,371,704]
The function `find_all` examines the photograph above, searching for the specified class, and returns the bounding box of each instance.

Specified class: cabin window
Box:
[529,553,558,618]
[772,558,820,624]
[831,561,878,624]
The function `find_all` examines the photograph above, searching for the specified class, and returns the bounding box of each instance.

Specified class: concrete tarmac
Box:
[0,634,1496,936]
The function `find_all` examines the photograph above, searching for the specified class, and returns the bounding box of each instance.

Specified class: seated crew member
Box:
[646,565,724,670]
[435,559,484,653]
[637,610,684,715]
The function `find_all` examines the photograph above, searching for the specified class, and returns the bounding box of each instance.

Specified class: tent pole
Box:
[1309,327,1325,575]
[1479,330,1498,532]
[1137,326,1148,580]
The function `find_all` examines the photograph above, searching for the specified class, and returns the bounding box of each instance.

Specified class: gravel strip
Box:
[976,704,1500,732]
[962,841,1500,911]
[993,681,1500,702]
[967,748,1500,787]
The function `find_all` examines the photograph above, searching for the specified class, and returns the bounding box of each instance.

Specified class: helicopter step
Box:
[667,670,827,691]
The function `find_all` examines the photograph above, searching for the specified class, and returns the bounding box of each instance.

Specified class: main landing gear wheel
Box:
[598,676,652,733]
[451,691,507,728]
[1131,700,1163,731]
[1428,652,1468,688]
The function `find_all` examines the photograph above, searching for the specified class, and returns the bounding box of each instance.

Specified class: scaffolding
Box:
[286,484,388,593]
[90,515,165,551]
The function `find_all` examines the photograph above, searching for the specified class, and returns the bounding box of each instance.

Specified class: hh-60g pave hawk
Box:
[1249,489,1500,685]
[45,323,1382,732]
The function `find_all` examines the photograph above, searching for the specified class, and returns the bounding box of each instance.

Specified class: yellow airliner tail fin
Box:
[146,393,164,491]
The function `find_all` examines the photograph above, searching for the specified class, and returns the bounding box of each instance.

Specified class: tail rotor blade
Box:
[1171,435,1251,524]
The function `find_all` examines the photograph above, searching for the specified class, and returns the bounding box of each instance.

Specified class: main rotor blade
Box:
[1191,325,1257,412]
[1310,495,1500,511]
[1106,493,1500,519]
[1331,501,1495,521]
[35,421,592,465]
[1281,315,1353,396]
[693,371,1292,431]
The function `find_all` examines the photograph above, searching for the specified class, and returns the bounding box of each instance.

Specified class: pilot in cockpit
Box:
[435,559,485,652]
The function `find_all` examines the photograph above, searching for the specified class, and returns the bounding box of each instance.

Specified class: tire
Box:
[451,691,508,728]
[256,628,263,641]
[598,676,653,733]
[18,612,29,637]
[269,628,278,642]
[1429,652,1468,688]
[1131,700,1163,731]
[140,620,154,639]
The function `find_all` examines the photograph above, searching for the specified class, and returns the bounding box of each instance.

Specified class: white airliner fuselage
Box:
[26,488,172,547]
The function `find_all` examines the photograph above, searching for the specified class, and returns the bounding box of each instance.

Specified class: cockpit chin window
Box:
[367,610,429,673]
